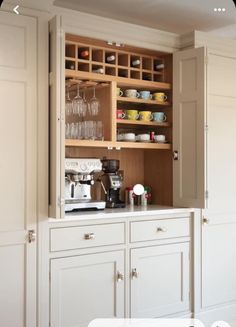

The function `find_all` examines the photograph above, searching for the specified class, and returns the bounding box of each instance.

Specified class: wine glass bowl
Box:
[89,87,100,116]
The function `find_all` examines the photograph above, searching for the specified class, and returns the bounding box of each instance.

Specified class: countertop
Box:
[49,205,194,223]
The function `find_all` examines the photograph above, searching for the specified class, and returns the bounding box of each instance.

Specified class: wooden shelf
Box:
[117,119,170,127]
[65,139,171,150]
[65,140,113,148]
[115,141,171,150]
[65,69,171,90]
[117,96,171,106]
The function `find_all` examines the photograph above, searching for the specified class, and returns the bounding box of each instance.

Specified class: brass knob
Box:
[131,268,138,279]
[203,218,210,225]
[84,233,95,240]
[157,227,167,232]
[117,271,124,282]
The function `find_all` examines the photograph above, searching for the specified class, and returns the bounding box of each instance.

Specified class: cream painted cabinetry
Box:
[130,243,190,318]
[173,45,236,322]
[50,250,125,327]
[49,212,192,327]
[0,11,37,327]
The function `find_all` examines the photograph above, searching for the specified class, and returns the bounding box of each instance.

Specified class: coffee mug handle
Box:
[149,94,152,100]
[136,114,139,120]
[121,113,126,119]
[164,95,167,101]
[163,114,167,122]
[119,90,123,97]
[136,92,140,98]
[150,114,153,121]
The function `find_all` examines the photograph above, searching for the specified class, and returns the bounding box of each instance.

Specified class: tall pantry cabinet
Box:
[49,14,236,324]
[173,42,236,322]
[0,11,37,327]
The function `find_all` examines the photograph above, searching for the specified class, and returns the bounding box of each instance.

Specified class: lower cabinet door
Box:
[130,243,190,318]
[202,217,236,308]
[50,250,125,327]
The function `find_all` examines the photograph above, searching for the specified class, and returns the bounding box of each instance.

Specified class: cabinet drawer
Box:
[50,223,125,252]
[130,217,189,243]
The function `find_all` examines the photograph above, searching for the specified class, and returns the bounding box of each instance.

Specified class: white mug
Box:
[125,89,140,98]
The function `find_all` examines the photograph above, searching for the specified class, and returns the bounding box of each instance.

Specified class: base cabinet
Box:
[50,250,125,327]
[130,243,190,318]
[202,217,236,308]
[49,213,192,326]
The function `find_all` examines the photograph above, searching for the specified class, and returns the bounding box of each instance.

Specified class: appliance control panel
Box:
[65,158,102,174]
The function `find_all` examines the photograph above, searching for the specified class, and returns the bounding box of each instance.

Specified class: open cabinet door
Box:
[173,47,206,208]
[49,16,65,218]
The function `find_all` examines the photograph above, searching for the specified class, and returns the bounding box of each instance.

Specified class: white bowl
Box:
[137,133,150,141]
[154,134,166,142]
[123,133,136,141]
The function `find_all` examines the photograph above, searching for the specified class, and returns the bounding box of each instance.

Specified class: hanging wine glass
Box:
[82,90,88,117]
[72,84,83,116]
[89,87,100,116]
[65,86,73,117]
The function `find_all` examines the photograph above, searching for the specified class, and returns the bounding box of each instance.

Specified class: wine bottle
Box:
[79,50,89,59]
[106,55,115,63]
[92,68,104,74]
[132,59,140,67]
[155,63,164,70]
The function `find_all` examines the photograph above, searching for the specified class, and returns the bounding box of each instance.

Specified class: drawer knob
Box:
[131,268,138,279]
[84,233,95,240]
[116,271,124,282]
[156,227,167,232]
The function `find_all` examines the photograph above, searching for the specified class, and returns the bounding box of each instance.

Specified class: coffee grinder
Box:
[100,159,125,208]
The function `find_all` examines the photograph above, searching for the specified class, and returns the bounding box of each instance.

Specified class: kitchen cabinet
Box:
[48,12,236,325]
[0,11,37,327]
[130,243,190,318]
[49,212,192,326]
[173,46,236,212]
[49,16,173,219]
[173,44,236,323]
[50,250,125,327]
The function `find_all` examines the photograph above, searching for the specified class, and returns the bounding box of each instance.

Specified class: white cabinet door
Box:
[130,243,190,318]
[206,50,236,212]
[49,16,65,218]
[173,47,206,208]
[50,250,125,327]
[0,12,37,327]
[201,216,236,308]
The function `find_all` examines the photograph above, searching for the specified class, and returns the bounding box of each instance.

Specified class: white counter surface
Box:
[49,205,194,223]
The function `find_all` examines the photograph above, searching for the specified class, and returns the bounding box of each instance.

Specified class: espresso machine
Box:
[65,158,106,211]
[100,159,125,208]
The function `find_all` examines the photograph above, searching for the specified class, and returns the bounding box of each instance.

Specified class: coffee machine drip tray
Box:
[65,199,106,212]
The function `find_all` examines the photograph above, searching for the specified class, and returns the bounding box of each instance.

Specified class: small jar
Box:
[125,187,134,206]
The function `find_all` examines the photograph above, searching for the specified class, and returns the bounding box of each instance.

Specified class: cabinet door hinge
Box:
[205,125,209,132]
[205,190,209,199]
[58,27,64,38]
[58,197,65,207]
[205,56,209,65]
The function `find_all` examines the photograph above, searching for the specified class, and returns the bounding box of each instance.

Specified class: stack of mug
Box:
[117,88,167,103]
[117,88,168,123]
[117,109,167,123]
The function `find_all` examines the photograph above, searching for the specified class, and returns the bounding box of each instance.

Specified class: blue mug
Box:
[139,90,152,100]
[153,112,167,122]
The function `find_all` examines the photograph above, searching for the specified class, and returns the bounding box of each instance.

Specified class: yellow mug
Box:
[125,109,139,120]
[139,111,153,121]
[152,92,167,102]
